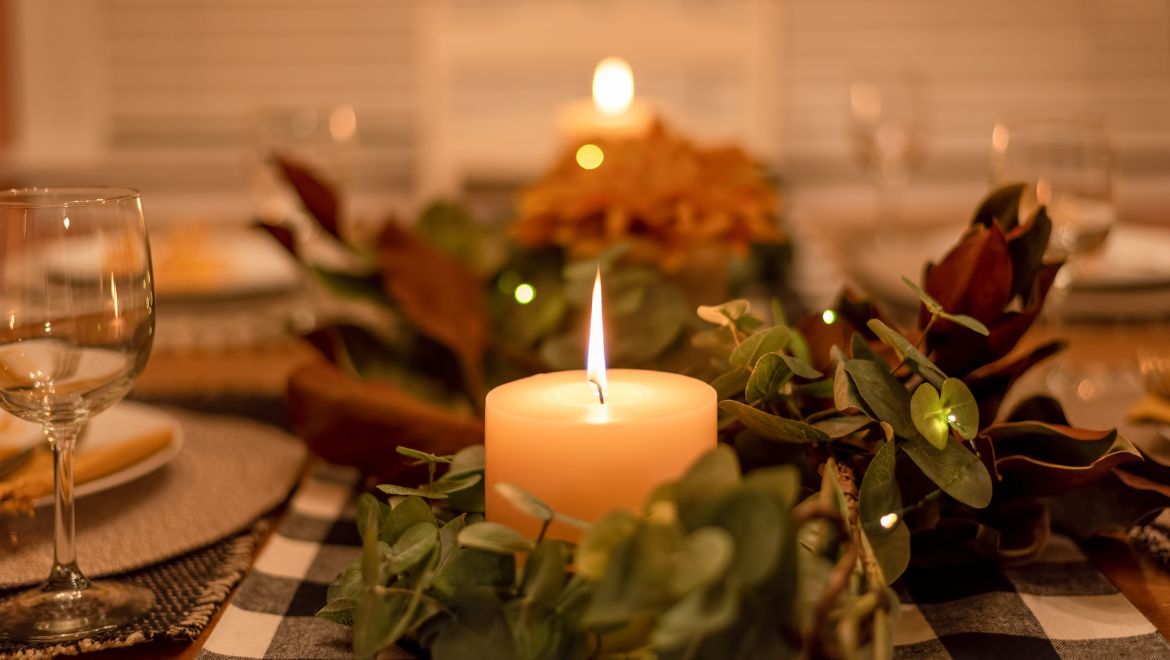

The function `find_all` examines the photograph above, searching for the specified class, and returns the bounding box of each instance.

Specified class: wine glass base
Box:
[0,581,154,643]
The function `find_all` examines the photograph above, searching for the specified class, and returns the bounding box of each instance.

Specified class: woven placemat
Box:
[0,522,267,659]
[0,408,305,588]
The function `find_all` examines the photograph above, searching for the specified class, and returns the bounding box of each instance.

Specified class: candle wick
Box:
[589,377,606,405]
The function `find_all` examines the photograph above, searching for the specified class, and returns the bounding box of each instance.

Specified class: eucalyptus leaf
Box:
[902,434,993,509]
[652,579,740,650]
[718,401,829,445]
[778,354,822,380]
[938,311,991,336]
[397,445,454,464]
[833,360,870,415]
[812,414,872,439]
[378,484,449,500]
[941,377,980,440]
[711,488,784,586]
[357,493,385,544]
[358,495,385,587]
[385,522,439,575]
[844,359,917,440]
[382,496,436,545]
[697,299,752,327]
[711,366,751,400]
[730,327,791,367]
[910,383,949,450]
[858,441,910,582]
[326,560,364,603]
[900,275,943,313]
[523,540,570,607]
[495,483,554,521]
[316,597,357,626]
[670,527,735,596]
[431,546,516,603]
[866,319,947,388]
[850,333,882,363]
[745,352,793,404]
[353,587,417,658]
[744,465,801,509]
[447,444,486,477]
[458,522,534,554]
[575,510,639,580]
[675,446,742,529]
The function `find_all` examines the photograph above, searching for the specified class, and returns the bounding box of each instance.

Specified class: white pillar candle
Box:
[484,272,716,541]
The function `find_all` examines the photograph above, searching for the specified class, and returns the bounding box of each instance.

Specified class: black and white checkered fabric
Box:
[198,465,1170,660]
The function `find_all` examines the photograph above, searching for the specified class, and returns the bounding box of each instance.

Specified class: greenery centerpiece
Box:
[265,151,1170,657]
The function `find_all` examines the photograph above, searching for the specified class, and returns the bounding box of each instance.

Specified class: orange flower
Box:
[513,123,783,271]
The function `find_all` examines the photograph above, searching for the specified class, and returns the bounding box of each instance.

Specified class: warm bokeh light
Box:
[575,144,605,170]
[514,283,535,304]
[822,309,837,325]
[849,81,882,123]
[328,106,357,142]
[880,513,899,529]
[592,57,635,116]
[586,268,607,403]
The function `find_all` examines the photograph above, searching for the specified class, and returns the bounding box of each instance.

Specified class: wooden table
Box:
[85,322,1170,657]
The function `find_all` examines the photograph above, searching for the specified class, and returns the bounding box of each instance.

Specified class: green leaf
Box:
[778,353,822,380]
[494,483,553,521]
[675,446,742,529]
[900,275,943,313]
[941,377,980,440]
[744,352,793,403]
[316,598,356,626]
[326,560,364,603]
[938,311,991,336]
[429,588,518,660]
[729,326,791,367]
[850,332,882,363]
[833,360,870,415]
[582,523,680,627]
[458,522,534,554]
[718,401,829,444]
[859,440,910,582]
[670,526,735,596]
[744,465,801,509]
[381,496,435,544]
[431,546,516,603]
[844,359,916,439]
[357,493,385,544]
[711,488,784,586]
[447,444,486,477]
[652,579,739,650]
[910,383,949,450]
[353,586,421,658]
[377,474,482,500]
[697,299,752,327]
[522,540,569,607]
[710,366,751,400]
[358,495,385,587]
[385,522,439,575]
[396,445,453,464]
[575,510,639,579]
[866,319,947,388]
[902,434,993,509]
[811,414,872,438]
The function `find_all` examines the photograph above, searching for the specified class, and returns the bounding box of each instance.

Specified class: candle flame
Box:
[586,267,607,404]
[592,57,635,116]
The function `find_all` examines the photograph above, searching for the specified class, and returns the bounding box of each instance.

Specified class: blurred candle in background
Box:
[559,57,656,143]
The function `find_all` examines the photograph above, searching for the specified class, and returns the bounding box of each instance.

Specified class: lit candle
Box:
[558,57,656,144]
[485,271,716,540]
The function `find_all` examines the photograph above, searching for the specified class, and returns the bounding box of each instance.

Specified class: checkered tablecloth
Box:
[198,465,1170,660]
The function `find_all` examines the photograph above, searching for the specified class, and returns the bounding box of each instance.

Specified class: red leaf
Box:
[288,362,483,482]
[377,220,488,403]
[924,223,1013,324]
[272,155,342,239]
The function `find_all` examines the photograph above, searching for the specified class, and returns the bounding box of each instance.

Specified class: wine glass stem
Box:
[47,422,89,591]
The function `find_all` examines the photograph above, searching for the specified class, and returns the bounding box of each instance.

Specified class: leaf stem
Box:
[915,314,939,351]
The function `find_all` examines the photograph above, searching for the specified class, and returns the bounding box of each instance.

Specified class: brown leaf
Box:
[923,223,1013,325]
[288,362,483,482]
[978,422,1143,497]
[965,340,1065,423]
[255,221,298,257]
[377,220,487,403]
[272,155,341,239]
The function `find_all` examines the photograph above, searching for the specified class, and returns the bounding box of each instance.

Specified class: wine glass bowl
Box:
[990,115,1114,261]
[0,187,156,641]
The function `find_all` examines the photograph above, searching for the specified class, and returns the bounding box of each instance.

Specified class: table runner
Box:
[198,466,1170,660]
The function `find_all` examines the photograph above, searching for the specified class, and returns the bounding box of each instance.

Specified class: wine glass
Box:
[989,116,1115,397]
[0,187,156,641]
[849,70,928,223]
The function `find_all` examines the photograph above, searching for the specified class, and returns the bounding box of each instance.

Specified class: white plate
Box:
[0,402,184,506]
[1073,224,1170,291]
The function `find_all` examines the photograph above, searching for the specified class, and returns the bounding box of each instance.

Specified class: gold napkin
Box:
[1129,394,1170,424]
[0,427,173,515]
